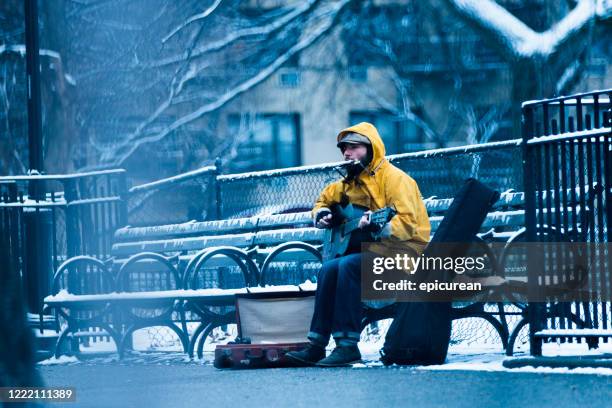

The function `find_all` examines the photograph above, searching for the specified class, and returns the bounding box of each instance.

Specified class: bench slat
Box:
[114,212,313,242]
[115,187,591,244]
[111,233,255,257]
[114,218,259,242]
[253,228,324,246]
[110,210,546,258]
[115,192,528,242]
[113,206,581,258]
[430,207,582,233]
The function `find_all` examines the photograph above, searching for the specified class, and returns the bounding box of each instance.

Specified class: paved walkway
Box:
[39,353,612,408]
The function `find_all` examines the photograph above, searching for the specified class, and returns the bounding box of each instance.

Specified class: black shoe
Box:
[316,345,361,367]
[285,344,326,366]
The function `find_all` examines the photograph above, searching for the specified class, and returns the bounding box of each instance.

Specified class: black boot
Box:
[316,345,361,367]
[285,343,326,366]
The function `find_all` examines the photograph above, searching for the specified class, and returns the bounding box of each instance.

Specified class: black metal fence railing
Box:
[216,139,523,219]
[0,170,128,313]
[522,89,612,355]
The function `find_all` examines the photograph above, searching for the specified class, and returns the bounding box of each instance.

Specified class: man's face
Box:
[340,143,368,161]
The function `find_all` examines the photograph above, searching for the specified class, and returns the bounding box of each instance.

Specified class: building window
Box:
[278,70,300,88]
[349,110,428,155]
[228,113,301,172]
[348,66,368,83]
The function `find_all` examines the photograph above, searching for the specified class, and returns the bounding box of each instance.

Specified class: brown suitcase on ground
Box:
[214,290,315,369]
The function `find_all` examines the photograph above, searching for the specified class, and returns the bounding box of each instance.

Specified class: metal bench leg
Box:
[506,318,528,356]
[189,321,207,359]
[451,303,509,351]
[178,303,189,343]
[197,322,216,360]
[54,327,72,358]
[119,324,142,359]
[496,302,510,350]
[477,312,509,351]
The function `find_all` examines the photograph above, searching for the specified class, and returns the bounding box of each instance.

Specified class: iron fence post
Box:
[7,183,19,278]
[64,179,81,258]
[214,157,222,220]
[23,208,53,313]
[522,104,544,356]
[117,171,129,227]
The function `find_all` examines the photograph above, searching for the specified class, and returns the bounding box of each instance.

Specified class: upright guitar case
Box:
[380,178,500,366]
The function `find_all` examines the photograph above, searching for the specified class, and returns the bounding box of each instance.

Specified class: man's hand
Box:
[315,208,333,229]
[316,213,333,229]
[358,211,371,229]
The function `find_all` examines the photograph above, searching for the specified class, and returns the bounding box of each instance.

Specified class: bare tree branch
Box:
[162,0,223,44]
[555,57,587,94]
[110,18,209,150]
[146,0,321,69]
[443,0,597,59]
[101,0,352,166]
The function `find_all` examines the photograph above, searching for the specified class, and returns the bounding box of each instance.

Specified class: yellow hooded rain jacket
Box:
[312,122,430,255]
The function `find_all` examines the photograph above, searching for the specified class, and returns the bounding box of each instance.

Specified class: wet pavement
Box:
[38,352,612,408]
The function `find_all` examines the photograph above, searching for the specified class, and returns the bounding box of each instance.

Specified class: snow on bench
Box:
[44,283,317,306]
[535,329,612,338]
[104,186,595,297]
[43,282,318,359]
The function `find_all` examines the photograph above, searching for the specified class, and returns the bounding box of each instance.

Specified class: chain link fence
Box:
[133,308,529,354]
[216,140,523,218]
[127,165,219,227]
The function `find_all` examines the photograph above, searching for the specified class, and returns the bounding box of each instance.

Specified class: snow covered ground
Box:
[37,318,612,376]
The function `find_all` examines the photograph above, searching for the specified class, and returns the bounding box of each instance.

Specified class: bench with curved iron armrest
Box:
[45,186,598,358]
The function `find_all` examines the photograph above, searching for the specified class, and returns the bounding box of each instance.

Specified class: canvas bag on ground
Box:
[380,178,500,365]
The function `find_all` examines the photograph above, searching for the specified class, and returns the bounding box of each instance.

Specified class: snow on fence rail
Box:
[215,138,524,218]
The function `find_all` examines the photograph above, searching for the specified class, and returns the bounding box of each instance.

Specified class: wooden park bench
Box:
[43,188,524,358]
[44,184,599,359]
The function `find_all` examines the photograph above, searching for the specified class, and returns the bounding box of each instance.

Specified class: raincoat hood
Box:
[337,122,386,173]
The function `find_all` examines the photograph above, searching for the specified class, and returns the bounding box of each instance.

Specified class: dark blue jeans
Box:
[308,253,362,347]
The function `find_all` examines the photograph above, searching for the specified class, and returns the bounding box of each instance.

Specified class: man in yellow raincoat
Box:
[286,122,430,367]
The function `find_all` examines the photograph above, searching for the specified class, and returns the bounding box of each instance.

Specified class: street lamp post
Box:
[23,0,52,316]
[25,0,44,185]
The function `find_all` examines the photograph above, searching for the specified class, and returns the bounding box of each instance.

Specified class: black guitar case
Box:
[380,178,500,366]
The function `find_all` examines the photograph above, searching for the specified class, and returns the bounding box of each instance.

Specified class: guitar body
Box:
[322,229,345,260]
[322,220,355,260]
[322,203,396,260]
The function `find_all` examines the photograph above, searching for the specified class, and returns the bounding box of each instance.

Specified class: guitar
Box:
[322,203,396,259]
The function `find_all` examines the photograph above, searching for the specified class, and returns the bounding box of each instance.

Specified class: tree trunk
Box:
[510,57,546,139]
